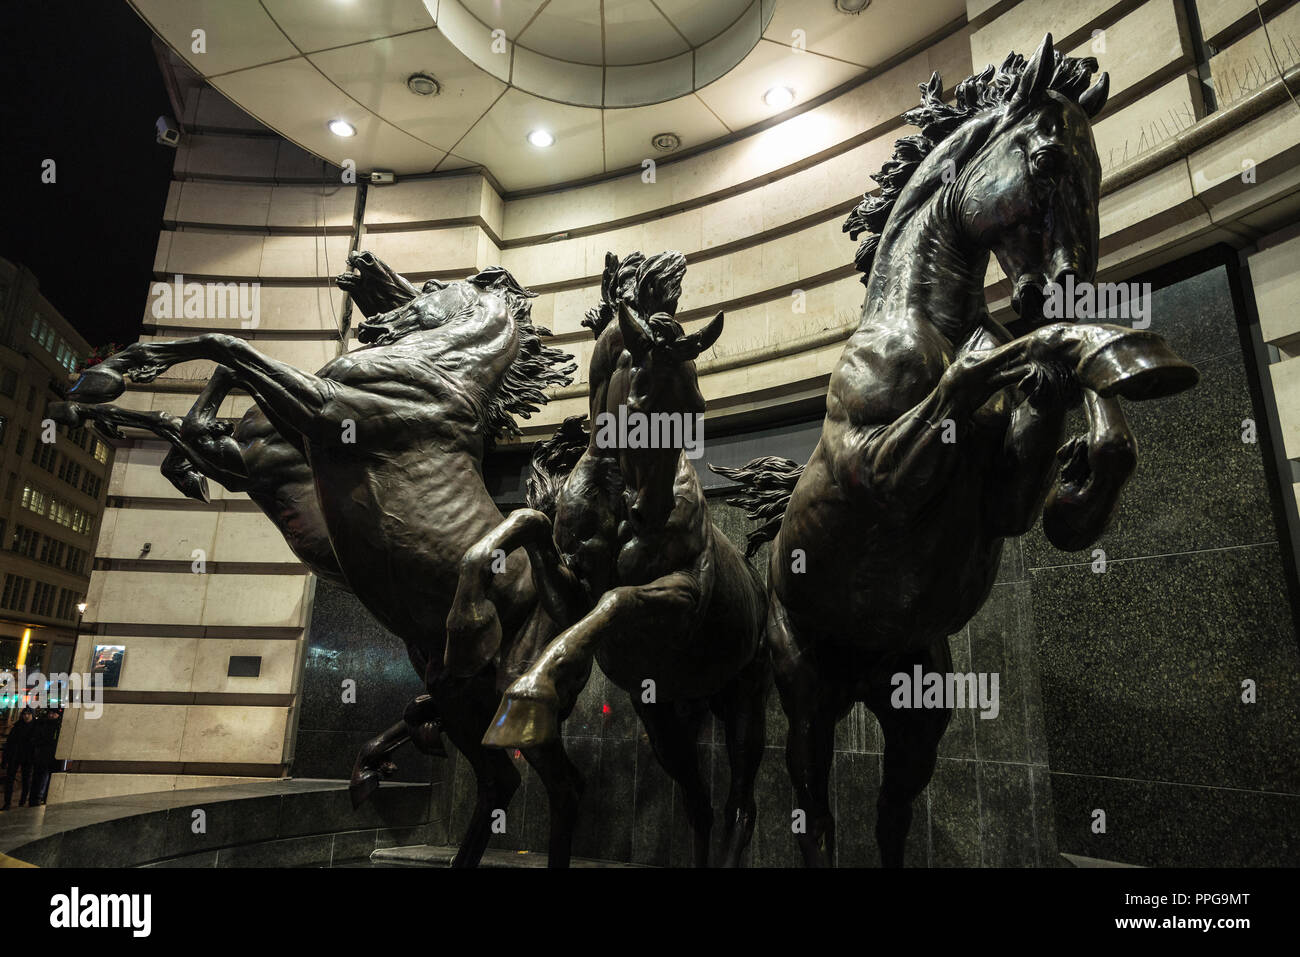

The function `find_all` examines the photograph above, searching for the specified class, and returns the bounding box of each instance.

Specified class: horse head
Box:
[845,34,1110,330]
[954,34,1109,324]
[616,303,722,421]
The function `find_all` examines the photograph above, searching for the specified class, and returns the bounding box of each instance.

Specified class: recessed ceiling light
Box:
[834,0,872,12]
[328,119,356,137]
[407,72,440,96]
[651,132,681,152]
[527,129,555,148]
[763,86,795,109]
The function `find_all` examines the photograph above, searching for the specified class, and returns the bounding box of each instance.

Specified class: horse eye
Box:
[1030,147,1063,177]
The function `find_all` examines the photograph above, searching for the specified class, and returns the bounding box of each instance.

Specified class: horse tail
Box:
[524,416,589,520]
[709,456,805,558]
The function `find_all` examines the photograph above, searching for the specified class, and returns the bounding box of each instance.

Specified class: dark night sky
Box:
[0,1,175,348]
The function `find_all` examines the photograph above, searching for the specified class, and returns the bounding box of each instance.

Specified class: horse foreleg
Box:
[447,509,584,677]
[990,374,1074,537]
[865,636,953,868]
[160,366,254,502]
[483,572,700,749]
[1042,390,1136,550]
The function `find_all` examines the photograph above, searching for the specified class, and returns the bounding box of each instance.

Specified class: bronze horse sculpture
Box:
[59,257,595,868]
[449,252,770,866]
[715,36,1198,867]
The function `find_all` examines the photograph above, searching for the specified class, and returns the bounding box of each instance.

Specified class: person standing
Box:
[29,709,62,806]
[1,708,37,810]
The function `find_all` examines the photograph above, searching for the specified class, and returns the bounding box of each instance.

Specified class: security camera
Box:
[155,115,180,148]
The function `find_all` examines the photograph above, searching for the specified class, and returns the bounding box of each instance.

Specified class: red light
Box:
[601,703,611,715]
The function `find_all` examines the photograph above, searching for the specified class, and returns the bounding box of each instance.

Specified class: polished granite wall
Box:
[291,579,442,794]
[1028,263,1300,866]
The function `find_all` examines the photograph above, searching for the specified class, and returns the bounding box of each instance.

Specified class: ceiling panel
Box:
[212,58,445,174]
[129,0,298,76]
[696,39,865,133]
[459,0,550,35]
[763,0,965,68]
[262,0,434,54]
[452,88,605,188]
[601,95,729,171]
[652,0,754,46]
[309,29,507,151]
[603,0,689,65]
[516,0,604,65]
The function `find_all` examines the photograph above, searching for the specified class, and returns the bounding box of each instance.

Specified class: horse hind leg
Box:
[520,739,585,868]
[438,677,522,868]
[634,697,713,866]
[712,650,770,867]
[865,636,953,868]
[769,594,841,866]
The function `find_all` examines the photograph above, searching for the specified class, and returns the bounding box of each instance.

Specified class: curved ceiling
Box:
[128,0,966,191]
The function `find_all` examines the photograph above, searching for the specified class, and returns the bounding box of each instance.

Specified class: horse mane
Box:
[465,266,577,444]
[843,47,1104,285]
[582,250,686,337]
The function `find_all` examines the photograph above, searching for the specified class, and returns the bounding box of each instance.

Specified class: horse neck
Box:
[864,190,990,346]
[425,299,519,405]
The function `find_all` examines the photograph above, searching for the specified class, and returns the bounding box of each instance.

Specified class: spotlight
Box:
[328,119,357,137]
[527,129,555,148]
[763,86,795,108]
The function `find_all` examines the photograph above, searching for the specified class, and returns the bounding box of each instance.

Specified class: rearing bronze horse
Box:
[450,252,770,866]
[716,36,1197,867]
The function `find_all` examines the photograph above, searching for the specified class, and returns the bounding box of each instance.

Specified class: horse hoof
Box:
[349,769,383,809]
[481,695,558,749]
[1075,330,1199,401]
[68,365,127,403]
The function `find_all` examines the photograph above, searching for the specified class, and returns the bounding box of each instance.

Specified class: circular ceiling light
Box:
[834,0,872,12]
[527,129,555,148]
[651,132,681,153]
[763,86,795,109]
[328,119,356,137]
[407,72,440,96]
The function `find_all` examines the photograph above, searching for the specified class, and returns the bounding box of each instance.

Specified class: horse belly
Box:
[778,502,1003,653]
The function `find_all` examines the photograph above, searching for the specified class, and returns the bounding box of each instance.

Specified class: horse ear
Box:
[1079,71,1109,118]
[617,302,653,359]
[682,312,724,360]
[1013,33,1054,110]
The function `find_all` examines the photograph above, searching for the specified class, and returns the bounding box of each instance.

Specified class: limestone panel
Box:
[98,507,219,562]
[65,703,189,762]
[200,573,311,628]
[191,638,299,695]
[1248,233,1300,349]
[178,705,291,764]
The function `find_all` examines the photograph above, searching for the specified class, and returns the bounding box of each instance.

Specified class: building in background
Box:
[0,256,113,698]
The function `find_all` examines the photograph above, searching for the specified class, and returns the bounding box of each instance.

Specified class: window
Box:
[81,472,101,499]
[32,440,56,473]
[0,367,15,398]
[25,386,35,412]
[1,574,30,612]
[14,428,26,456]
[29,314,81,374]
[0,414,6,446]
[92,438,108,464]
